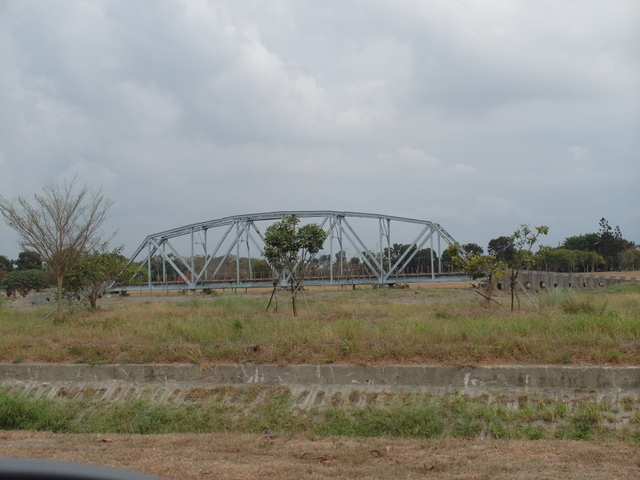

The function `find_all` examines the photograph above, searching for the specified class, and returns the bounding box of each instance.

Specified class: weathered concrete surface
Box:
[504,270,638,290]
[1,364,639,409]
[2,363,639,389]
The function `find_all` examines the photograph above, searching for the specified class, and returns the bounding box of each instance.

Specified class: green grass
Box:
[2,284,638,444]
[0,284,639,365]
[0,388,637,441]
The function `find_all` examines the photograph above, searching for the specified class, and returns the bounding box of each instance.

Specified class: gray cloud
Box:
[0,0,638,258]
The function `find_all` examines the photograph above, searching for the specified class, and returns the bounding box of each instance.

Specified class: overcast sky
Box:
[1,0,638,259]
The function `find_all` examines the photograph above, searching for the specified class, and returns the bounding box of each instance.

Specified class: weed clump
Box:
[540,287,577,308]
[561,299,598,315]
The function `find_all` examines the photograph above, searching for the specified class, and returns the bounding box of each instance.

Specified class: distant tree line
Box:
[555,218,638,271]
[0,247,135,308]
[0,250,47,298]
[487,218,637,273]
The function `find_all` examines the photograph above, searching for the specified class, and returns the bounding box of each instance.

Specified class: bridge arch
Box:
[116,211,468,291]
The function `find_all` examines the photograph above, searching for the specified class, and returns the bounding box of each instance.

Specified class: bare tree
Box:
[0,178,113,319]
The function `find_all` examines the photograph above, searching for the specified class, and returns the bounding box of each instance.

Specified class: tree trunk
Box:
[89,291,98,309]
[484,275,494,309]
[56,275,64,320]
[510,269,516,312]
[290,276,297,316]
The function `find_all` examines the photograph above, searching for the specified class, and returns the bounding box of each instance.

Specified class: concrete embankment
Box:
[1,364,639,412]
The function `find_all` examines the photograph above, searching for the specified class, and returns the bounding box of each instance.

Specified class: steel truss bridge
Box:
[115,211,468,292]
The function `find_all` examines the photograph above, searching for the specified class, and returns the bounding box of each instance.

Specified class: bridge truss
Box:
[115,211,468,292]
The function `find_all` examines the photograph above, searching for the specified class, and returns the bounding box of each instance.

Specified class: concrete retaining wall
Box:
[501,270,638,291]
[2,364,639,409]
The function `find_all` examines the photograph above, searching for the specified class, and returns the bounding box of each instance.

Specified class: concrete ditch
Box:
[2,364,639,411]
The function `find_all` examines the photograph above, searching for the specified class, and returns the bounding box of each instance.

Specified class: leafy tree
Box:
[147,254,180,282]
[317,254,331,270]
[250,258,271,279]
[1,269,47,298]
[0,178,113,319]
[536,247,603,273]
[334,250,347,265]
[382,244,437,273]
[546,249,578,273]
[348,256,366,275]
[64,247,138,309]
[596,218,618,270]
[440,247,456,272]
[577,250,604,272]
[487,236,516,264]
[0,255,13,285]
[14,250,42,271]
[0,255,13,273]
[446,245,506,308]
[534,245,553,271]
[462,243,484,255]
[263,216,327,315]
[595,218,633,270]
[442,243,484,272]
[561,233,599,252]
[559,222,634,272]
[620,248,640,271]
[507,225,548,310]
[384,243,409,269]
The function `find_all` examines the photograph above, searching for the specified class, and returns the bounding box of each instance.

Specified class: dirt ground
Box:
[0,431,638,480]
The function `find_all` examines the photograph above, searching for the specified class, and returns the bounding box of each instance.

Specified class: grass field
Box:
[1,280,640,479]
[1,281,639,366]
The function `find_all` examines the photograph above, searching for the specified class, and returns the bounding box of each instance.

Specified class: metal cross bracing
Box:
[114,211,468,292]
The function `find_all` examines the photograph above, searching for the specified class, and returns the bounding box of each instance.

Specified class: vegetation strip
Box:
[1,387,639,441]
[1,284,639,365]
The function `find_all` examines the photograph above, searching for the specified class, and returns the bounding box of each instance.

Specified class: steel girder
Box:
[117,211,467,291]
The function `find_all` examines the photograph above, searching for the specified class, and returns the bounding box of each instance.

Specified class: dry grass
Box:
[2,281,640,479]
[0,431,638,480]
[1,282,639,365]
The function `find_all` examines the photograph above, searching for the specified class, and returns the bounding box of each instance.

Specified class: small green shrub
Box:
[231,318,243,334]
[0,392,78,432]
[67,345,109,365]
[561,298,598,315]
[540,287,576,308]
